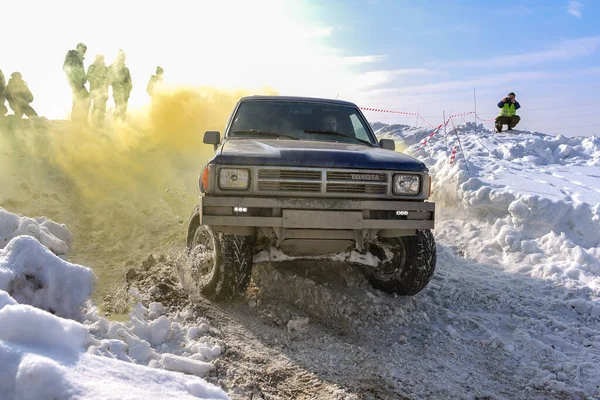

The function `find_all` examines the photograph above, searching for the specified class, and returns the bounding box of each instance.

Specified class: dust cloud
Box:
[0,86,275,302]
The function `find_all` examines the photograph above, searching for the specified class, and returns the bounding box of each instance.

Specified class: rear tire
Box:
[366,229,436,296]
[187,211,254,301]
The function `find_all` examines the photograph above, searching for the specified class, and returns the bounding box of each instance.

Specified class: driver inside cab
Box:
[320,114,339,132]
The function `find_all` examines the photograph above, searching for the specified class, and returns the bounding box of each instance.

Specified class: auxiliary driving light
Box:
[234,207,248,213]
[395,210,408,216]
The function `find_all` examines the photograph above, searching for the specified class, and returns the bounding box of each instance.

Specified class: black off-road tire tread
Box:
[368,229,437,296]
[186,211,254,301]
[403,229,437,295]
[215,234,254,301]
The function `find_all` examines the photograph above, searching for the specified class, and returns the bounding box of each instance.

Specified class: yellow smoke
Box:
[0,85,275,302]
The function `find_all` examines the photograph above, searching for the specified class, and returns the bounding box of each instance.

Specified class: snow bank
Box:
[375,122,600,293]
[0,235,95,319]
[0,209,228,399]
[0,305,228,400]
[0,295,228,399]
[0,206,71,255]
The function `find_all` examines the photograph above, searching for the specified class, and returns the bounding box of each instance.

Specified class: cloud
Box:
[568,1,583,17]
[438,36,600,68]
[354,69,439,89]
[340,55,389,65]
[356,65,600,114]
[364,71,561,98]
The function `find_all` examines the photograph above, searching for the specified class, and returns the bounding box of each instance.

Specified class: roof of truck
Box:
[238,95,358,107]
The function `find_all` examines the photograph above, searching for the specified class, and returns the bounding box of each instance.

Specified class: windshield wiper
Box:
[231,130,299,140]
[304,130,374,147]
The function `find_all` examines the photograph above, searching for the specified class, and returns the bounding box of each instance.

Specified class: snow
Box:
[0,207,71,255]
[254,243,387,266]
[367,122,600,396]
[0,235,95,319]
[374,122,600,294]
[1,121,600,398]
[0,208,228,399]
[161,353,215,376]
[0,300,228,400]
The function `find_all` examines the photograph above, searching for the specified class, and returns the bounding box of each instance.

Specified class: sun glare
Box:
[2,0,363,119]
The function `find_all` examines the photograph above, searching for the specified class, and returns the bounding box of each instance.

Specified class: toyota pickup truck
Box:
[187,96,436,300]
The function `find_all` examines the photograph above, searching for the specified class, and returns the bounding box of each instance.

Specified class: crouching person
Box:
[495,92,520,133]
[5,72,38,119]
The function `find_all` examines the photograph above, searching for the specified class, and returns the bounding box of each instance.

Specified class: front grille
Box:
[258,181,322,192]
[327,171,388,182]
[254,168,400,197]
[258,169,321,180]
[327,183,387,194]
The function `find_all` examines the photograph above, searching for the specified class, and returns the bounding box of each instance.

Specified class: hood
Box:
[214,139,427,172]
[7,78,26,86]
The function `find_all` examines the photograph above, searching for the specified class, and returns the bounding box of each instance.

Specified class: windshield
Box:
[227,100,377,145]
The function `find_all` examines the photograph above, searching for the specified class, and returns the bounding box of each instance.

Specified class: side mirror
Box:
[379,138,395,151]
[203,131,221,145]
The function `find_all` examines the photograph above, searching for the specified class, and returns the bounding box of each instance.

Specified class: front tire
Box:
[187,213,254,301]
[366,229,436,296]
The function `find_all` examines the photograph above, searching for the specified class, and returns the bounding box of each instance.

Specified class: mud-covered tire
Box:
[186,211,254,301]
[366,229,436,296]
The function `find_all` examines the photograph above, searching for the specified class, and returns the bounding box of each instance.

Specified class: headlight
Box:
[218,168,250,190]
[393,174,420,195]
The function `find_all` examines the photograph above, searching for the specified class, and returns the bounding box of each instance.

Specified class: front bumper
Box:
[200,196,435,230]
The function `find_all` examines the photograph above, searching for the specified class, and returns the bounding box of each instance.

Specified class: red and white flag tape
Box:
[360,107,437,129]
[360,107,419,116]
[449,141,459,164]
[418,115,437,129]
[416,124,443,151]
[476,114,496,122]
[417,112,476,151]
[446,111,476,122]
[416,112,475,151]
[361,107,497,151]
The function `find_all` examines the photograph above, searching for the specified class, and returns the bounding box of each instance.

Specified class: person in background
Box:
[109,49,133,121]
[0,69,7,117]
[146,66,164,97]
[495,92,521,133]
[5,72,38,119]
[63,43,90,124]
[87,54,109,126]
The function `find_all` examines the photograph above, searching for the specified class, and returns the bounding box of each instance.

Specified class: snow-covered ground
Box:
[376,122,600,294]
[1,121,599,399]
[0,211,228,399]
[375,122,600,397]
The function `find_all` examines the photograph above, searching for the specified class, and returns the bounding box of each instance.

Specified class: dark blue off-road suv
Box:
[187,96,436,300]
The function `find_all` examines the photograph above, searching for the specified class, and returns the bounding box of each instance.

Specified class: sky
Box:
[2,0,600,136]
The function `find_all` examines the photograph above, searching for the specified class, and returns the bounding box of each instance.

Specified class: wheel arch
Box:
[187,206,201,248]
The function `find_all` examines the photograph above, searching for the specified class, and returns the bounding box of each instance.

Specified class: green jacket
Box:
[497,100,520,116]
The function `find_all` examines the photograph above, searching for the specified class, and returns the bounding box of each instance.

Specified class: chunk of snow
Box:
[149,315,173,346]
[0,207,71,255]
[161,353,215,376]
[0,236,96,319]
